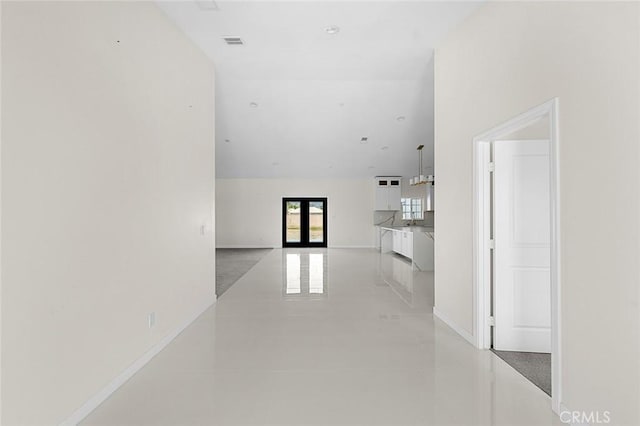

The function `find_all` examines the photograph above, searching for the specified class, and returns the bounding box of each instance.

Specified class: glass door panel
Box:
[308,201,324,244]
[283,198,327,247]
[285,201,301,244]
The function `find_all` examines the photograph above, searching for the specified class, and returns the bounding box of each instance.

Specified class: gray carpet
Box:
[491,349,551,396]
[216,248,272,297]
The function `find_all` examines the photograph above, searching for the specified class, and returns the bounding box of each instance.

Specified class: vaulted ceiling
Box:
[157,1,482,178]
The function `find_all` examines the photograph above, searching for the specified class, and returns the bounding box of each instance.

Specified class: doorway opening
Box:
[473,99,561,412]
[282,198,327,248]
[491,138,552,396]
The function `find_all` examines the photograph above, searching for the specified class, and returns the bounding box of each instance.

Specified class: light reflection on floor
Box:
[284,251,327,298]
[82,248,562,426]
[377,252,433,309]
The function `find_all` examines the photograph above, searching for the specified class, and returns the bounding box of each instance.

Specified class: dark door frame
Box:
[282,197,328,248]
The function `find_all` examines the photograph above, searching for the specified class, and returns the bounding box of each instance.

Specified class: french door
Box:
[282,198,327,248]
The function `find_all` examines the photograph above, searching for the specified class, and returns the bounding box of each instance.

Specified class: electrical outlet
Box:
[148,312,156,329]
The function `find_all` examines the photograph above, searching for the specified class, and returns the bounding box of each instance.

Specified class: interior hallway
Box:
[82,249,561,425]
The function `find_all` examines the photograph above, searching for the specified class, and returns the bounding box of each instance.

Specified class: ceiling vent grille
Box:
[222,36,244,46]
[195,1,218,11]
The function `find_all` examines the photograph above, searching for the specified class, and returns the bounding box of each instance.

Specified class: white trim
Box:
[216,245,275,249]
[329,245,376,249]
[549,99,562,415]
[217,245,376,250]
[473,141,492,349]
[472,98,562,414]
[59,297,216,426]
[0,2,4,419]
[433,307,475,346]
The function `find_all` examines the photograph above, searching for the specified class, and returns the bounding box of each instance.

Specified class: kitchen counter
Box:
[380,226,434,271]
[381,226,434,240]
[382,226,433,230]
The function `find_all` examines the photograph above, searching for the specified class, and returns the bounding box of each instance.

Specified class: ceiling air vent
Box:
[222,36,244,46]
[195,0,219,11]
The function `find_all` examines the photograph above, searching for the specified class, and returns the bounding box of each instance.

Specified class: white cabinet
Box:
[381,226,430,269]
[392,230,402,253]
[390,229,413,259]
[374,177,401,211]
[402,231,413,258]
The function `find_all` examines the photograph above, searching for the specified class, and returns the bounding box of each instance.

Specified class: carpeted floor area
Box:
[491,349,551,396]
[215,248,272,297]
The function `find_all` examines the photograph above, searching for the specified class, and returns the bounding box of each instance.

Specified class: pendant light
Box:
[410,145,427,185]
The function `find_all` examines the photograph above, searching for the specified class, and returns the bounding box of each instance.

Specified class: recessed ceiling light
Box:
[249,102,258,108]
[396,116,406,122]
[381,146,389,150]
[360,137,368,144]
[325,25,340,35]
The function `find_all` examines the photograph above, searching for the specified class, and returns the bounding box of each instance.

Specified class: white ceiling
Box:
[157,1,482,178]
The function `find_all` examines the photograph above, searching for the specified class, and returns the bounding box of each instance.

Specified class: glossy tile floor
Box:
[216,248,273,297]
[83,249,562,426]
[491,349,551,396]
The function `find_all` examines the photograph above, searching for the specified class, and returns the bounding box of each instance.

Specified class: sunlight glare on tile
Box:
[285,253,301,294]
[283,251,328,299]
[309,253,324,294]
[81,249,562,426]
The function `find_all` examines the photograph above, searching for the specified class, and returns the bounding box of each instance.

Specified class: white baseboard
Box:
[216,245,274,249]
[329,245,376,249]
[60,297,216,426]
[433,307,475,346]
[217,245,376,250]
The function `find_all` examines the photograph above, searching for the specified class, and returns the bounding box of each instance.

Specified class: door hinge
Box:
[488,162,495,173]
[488,316,495,327]
[489,239,495,250]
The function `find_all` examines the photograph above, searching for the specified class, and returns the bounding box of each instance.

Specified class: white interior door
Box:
[493,140,551,353]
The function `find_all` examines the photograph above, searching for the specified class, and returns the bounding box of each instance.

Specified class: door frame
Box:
[282,197,328,248]
[472,98,561,412]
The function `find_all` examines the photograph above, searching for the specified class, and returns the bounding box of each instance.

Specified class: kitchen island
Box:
[380,226,434,271]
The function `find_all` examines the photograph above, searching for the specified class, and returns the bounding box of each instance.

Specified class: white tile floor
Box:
[82,248,562,426]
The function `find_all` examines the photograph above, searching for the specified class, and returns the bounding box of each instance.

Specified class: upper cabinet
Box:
[374,177,402,210]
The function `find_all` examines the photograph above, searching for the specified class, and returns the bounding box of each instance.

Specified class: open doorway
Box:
[491,138,551,396]
[473,99,561,412]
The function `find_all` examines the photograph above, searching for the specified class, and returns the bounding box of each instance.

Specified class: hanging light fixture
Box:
[411,145,427,185]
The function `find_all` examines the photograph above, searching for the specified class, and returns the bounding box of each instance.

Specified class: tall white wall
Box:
[0,3,3,421]
[434,2,639,423]
[1,2,215,424]
[216,178,374,248]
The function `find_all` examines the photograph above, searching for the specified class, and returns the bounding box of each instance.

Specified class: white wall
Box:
[1,2,215,424]
[0,3,3,421]
[216,178,374,248]
[434,2,639,423]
